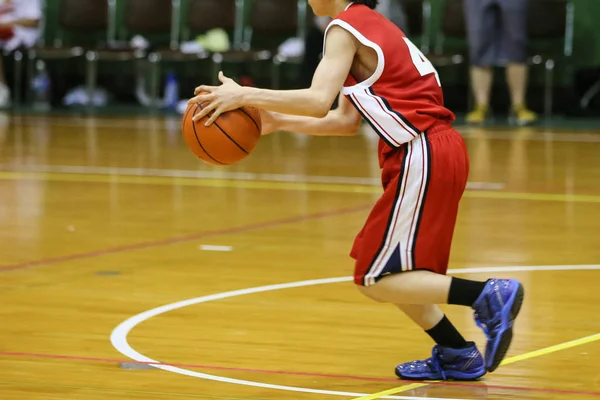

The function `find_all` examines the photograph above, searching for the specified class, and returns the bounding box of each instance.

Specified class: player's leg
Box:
[394,304,485,381]
[362,273,524,375]
[500,0,537,125]
[464,0,497,123]
[352,126,524,376]
[353,129,486,380]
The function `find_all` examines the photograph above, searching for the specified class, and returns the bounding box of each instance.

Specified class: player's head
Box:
[308,0,379,17]
[352,0,379,9]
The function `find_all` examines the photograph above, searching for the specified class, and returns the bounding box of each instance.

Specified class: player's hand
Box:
[259,109,278,135]
[189,71,244,126]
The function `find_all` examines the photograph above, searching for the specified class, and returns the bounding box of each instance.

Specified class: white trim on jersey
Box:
[323,19,419,147]
[323,19,385,93]
[350,88,419,147]
[363,134,430,286]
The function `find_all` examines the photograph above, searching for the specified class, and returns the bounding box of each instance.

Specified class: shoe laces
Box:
[474,300,501,338]
[428,346,447,381]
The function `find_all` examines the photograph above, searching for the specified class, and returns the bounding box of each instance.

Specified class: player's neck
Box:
[330,0,352,17]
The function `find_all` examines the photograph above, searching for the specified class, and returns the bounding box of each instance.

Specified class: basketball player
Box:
[189,0,524,380]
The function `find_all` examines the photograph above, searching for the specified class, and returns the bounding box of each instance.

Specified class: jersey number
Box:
[403,38,441,87]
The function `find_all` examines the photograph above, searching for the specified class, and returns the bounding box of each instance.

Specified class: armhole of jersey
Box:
[323,19,385,95]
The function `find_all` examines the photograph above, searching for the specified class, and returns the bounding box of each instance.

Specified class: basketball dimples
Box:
[181,103,262,166]
[197,122,248,165]
[215,106,262,153]
[181,103,213,163]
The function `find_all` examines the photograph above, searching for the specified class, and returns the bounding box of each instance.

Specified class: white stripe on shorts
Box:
[363,133,430,286]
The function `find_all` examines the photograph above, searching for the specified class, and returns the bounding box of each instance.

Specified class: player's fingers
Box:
[187,95,203,104]
[187,93,212,105]
[192,102,217,122]
[218,71,232,83]
[194,85,216,95]
[204,107,223,126]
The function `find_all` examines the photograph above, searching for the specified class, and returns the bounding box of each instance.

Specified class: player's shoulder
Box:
[324,22,359,50]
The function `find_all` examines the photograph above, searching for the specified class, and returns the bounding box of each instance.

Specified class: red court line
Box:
[0,204,370,273]
[1,351,598,397]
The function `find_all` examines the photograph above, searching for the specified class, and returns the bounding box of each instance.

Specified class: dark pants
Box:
[464,0,529,67]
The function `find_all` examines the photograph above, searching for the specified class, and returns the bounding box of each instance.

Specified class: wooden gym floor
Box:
[0,114,599,400]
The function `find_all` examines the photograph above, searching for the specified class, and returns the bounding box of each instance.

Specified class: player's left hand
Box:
[189,71,244,126]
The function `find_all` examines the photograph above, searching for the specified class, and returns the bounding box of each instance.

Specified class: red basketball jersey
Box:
[324,3,455,162]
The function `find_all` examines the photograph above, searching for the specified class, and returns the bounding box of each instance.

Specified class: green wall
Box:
[42,0,599,66]
[35,0,599,110]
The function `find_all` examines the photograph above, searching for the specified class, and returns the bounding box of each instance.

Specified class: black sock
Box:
[447,277,487,307]
[426,315,469,349]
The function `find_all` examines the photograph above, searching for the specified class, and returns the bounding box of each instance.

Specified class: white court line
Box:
[110,264,600,399]
[14,117,600,143]
[458,128,600,143]
[0,163,505,190]
[199,245,233,252]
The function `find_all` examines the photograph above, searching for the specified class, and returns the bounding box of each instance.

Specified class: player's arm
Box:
[260,92,362,136]
[189,25,357,125]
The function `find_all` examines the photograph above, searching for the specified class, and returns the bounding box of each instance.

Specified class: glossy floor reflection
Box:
[0,114,599,400]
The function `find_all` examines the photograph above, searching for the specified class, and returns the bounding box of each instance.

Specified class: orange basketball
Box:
[181,102,262,166]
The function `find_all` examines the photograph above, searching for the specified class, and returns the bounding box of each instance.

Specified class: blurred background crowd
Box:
[0,0,598,125]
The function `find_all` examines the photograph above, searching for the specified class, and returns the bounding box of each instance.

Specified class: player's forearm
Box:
[242,87,333,119]
[271,110,360,137]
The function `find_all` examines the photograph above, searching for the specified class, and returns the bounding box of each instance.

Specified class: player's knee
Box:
[356,284,386,303]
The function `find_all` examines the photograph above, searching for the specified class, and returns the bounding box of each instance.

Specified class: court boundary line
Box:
[10,116,600,141]
[1,350,598,397]
[353,332,600,400]
[2,171,600,204]
[110,264,600,399]
[0,163,504,190]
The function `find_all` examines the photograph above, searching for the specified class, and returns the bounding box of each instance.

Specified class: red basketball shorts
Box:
[351,123,470,286]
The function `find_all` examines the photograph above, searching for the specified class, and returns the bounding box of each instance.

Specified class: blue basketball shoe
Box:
[472,278,525,372]
[395,343,486,381]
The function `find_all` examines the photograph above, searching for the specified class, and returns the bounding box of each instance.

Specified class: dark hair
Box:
[353,0,379,9]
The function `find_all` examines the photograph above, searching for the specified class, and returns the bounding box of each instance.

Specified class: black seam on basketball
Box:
[238,107,260,133]
[212,120,249,154]
[182,103,193,133]
[192,104,225,165]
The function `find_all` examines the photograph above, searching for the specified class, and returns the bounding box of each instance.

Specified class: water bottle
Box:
[31,60,51,112]
[163,71,179,110]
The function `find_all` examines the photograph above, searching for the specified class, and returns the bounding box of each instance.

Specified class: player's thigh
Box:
[352,166,405,286]
[411,128,469,274]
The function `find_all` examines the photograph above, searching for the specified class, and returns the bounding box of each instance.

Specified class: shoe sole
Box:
[396,367,486,382]
[487,282,525,372]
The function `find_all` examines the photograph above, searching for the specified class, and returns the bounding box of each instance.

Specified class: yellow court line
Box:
[501,332,600,366]
[350,332,600,400]
[0,171,381,194]
[1,171,600,204]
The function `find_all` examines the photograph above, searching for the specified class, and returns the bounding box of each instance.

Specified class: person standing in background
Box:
[377,0,408,34]
[464,0,537,125]
[0,0,42,108]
